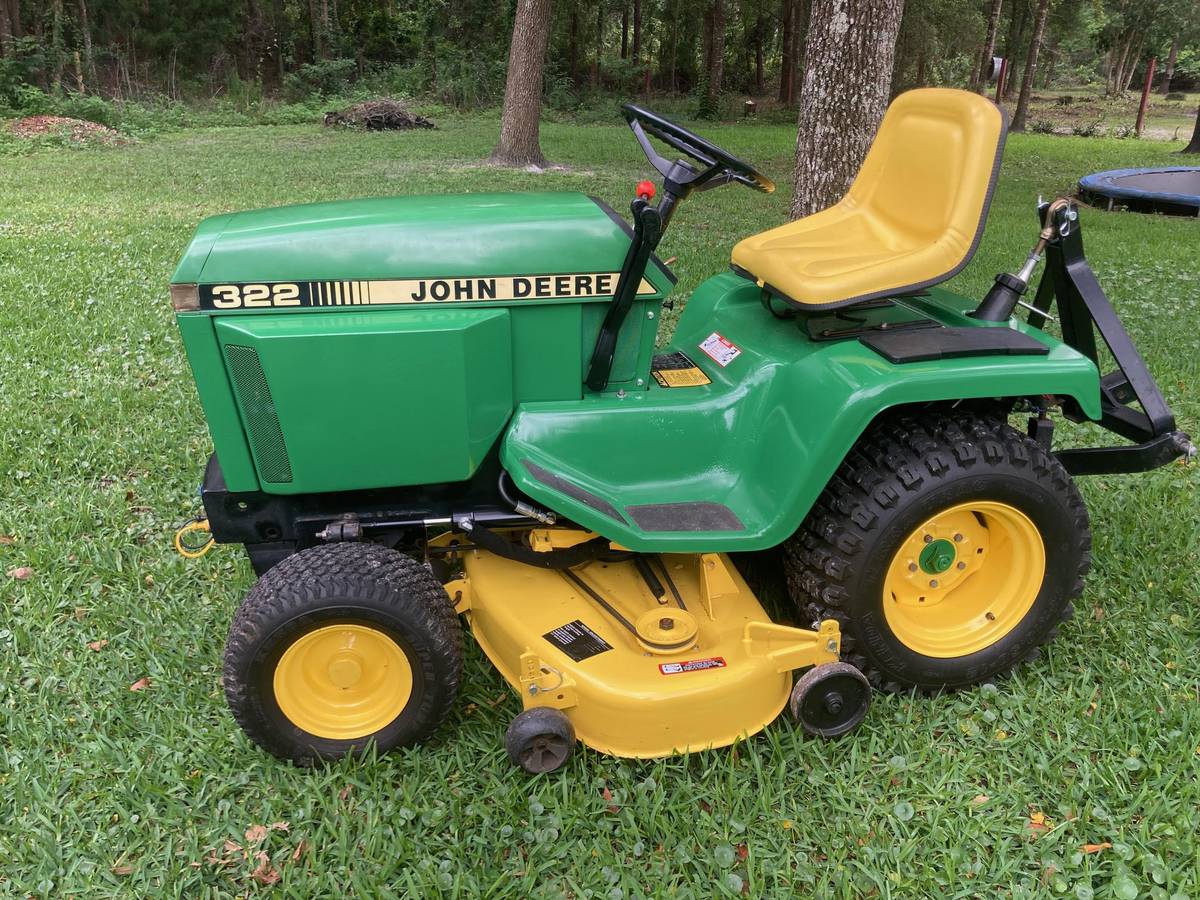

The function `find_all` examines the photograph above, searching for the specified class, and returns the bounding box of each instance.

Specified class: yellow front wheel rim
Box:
[273,623,413,739]
[882,501,1046,658]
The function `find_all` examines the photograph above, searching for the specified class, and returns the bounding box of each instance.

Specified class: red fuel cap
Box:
[636,180,656,201]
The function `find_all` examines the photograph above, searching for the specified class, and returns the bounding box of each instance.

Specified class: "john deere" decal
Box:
[197,273,658,311]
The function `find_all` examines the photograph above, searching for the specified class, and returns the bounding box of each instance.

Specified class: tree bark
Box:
[1009,0,1049,132]
[699,0,724,117]
[621,3,629,58]
[51,0,65,92]
[791,0,905,218]
[1160,37,1178,95]
[632,0,641,58]
[753,11,765,93]
[490,0,553,168]
[77,0,97,90]
[972,0,1003,92]
[308,0,325,60]
[1181,105,1200,153]
[1002,0,1028,101]
[591,0,603,87]
[778,0,794,103]
[0,0,12,59]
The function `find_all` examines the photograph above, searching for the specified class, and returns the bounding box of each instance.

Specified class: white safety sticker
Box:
[659,657,727,675]
[699,332,741,367]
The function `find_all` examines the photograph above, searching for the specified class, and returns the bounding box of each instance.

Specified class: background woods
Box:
[0,0,1197,116]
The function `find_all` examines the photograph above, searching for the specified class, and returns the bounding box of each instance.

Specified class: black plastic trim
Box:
[588,196,678,285]
[625,501,744,532]
[522,460,628,524]
[859,325,1049,364]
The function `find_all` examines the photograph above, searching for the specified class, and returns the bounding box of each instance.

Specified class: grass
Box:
[0,116,1198,898]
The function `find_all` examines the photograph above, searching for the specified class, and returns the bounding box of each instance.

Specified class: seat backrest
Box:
[845,88,1007,250]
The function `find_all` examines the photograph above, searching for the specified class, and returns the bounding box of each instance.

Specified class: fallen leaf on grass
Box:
[291,839,308,863]
[245,824,268,843]
[971,794,990,806]
[1093,605,1104,621]
[601,786,619,813]
[223,840,242,854]
[1082,842,1112,854]
[87,639,109,652]
[1027,811,1052,836]
[250,850,280,886]
[129,677,151,691]
[736,843,748,860]
[6,566,33,580]
[338,785,353,802]
[0,534,15,545]
[112,864,133,876]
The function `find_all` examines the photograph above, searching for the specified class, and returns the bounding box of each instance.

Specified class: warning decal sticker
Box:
[651,351,712,388]
[658,657,727,675]
[543,620,613,662]
[698,332,741,367]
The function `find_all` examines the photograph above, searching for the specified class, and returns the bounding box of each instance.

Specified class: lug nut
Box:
[957,561,967,570]
[929,579,939,588]
[659,617,675,631]
[953,533,963,542]
[908,563,918,573]
[923,535,933,544]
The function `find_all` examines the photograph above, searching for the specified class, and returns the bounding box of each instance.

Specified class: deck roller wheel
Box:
[790,662,872,738]
[505,707,576,774]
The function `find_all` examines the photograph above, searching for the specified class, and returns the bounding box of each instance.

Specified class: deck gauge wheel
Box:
[789,662,872,738]
[505,707,576,774]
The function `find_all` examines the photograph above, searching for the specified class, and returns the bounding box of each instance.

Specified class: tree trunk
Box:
[490,0,553,168]
[778,0,794,103]
[1002,0,1027,101]
[593,1,603,87]
[1160,37,1178,95]
[699,0,724,117]
[793,0,808,102]
[50,0,65,92]
[1009,0,1048,132]
[568,3,580,85]
[77,0,97,90]
[753,12,764,93]
[308,0,324,60]
[621,4,629,58]
[1181,105,1200,153]
[972,0,1003,92]
[792,0,905,218]
[633,0,641,58]
[0,1,12,58]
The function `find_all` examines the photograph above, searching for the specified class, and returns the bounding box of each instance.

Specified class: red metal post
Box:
[1136,57,1157,138]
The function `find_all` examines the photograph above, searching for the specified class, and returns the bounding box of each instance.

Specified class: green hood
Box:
[171,191,663,288]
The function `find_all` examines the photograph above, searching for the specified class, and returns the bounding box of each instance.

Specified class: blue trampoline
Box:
[1079,167,1200,216]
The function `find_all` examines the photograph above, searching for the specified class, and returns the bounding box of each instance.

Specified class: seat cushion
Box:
[732,88,1007,310]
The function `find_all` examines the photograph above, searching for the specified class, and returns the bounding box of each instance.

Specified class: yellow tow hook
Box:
[173,518,215,559]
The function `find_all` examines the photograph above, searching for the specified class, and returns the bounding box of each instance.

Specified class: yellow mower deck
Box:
[443,531,842,758]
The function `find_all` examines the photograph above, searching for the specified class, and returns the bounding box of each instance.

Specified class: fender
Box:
[502,272,1102,552]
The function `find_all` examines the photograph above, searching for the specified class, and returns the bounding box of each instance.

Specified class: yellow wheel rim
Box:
[273,624,413,740]
[882,501,1045,658]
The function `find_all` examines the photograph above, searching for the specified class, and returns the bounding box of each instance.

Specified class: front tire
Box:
[224,543,463,764]
[784,411,1091,691]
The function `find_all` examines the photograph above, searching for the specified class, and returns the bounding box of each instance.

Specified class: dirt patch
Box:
[9,115,127,144]
[322,99,435,131]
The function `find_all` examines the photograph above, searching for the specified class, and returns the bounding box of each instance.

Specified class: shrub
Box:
[1165,91,1186,102]
[57,94,117,127]
[283,58,359,101]
[1030,119,1057,134]
[1071,120,1103,138]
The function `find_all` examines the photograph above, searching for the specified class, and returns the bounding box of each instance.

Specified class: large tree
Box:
[1183,106,1200,153]
[1009,0,1050,131]
[791,0,905,219]
[490,0,553,168]
[972,0,1004,91]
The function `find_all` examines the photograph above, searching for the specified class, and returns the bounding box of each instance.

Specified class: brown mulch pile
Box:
[322,99,435,131]
[9,115,127,144]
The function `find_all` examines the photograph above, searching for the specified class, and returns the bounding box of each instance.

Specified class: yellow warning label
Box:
[651,351,712,388]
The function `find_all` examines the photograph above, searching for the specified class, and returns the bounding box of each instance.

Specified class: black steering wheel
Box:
[622,103,775,195]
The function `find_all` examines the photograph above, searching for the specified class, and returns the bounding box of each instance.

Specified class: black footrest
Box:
[859,326,1049,364]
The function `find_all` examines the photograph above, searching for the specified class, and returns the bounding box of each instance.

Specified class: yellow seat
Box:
[731,88,1007,310]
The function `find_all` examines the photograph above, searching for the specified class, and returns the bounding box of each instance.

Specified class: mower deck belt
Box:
[859,326,1050,364]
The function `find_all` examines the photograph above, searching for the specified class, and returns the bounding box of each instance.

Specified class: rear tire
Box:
[224,543,462,764]
[784,411,1091,691]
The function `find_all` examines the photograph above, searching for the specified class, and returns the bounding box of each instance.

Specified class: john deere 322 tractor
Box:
[171,89,1192,772]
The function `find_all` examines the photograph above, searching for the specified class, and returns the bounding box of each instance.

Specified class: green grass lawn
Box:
[1,118,1198,898]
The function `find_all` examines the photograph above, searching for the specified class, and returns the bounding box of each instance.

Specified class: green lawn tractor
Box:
[171,88,1192,773]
